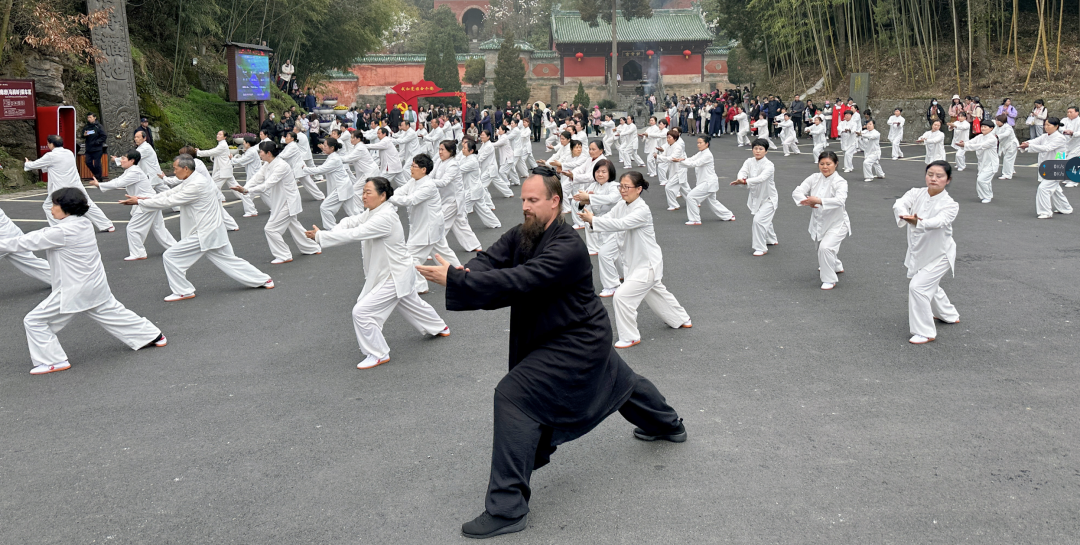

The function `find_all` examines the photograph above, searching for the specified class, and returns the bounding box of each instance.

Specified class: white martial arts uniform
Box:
[511,124,530,179]
[584,179,623,289]
[522,126,538,169]
[392,127,423,171]
[478,139,514,199]
[657,139,688,210]
[859,129,885,181]
[918,130,946,164]
[733,112,751,146]
[95,164,176,259]
[162,160,240,231]
[559,152,590,226]
[752,119,774,149]
[893,187,960,339]
[197,140,257,215]
[245,155,322,261]
[0,215,161,368]
[24,147,114,231]
[601,120,616,157]
[993,122,1019,179]
[388,173,461,293]
[492,134,517,190]
[138,170,271,296]
[280,139,325,200]
[590,197,690,343]
[618,123,645,168]
[950,120,970,170]
[305,151,359,229]
[838,119,859,171]
[460,153,500,228]
[1022,131,1073,216]
[792,172,851,284]
[0,206,51,285]
[1062,116,1080,160]
[806,121,828,161]
[887,115,906,159]
[367,135,409,188]
[136,141,169,192]
[642,124,666,176]
[965,132,999,201]
[778,119,800,155]
[681,150,734,222]
[340,140,380,194]
[737,155,778,252]
[315,200,448,360]
[231,144,265,213]
[423,125,445,158]
[432,155,482,252]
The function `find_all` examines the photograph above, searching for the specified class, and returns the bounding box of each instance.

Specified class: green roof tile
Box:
[551,8,714,44]
[478,38,535,51]
[352,53,485,64]
[531,50,559,59]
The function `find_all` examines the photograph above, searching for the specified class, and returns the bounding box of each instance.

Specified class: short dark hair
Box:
[47,134,63,148]
[620,170,649,191]
[413,153,434,175]
[365,176,395,199]
[1045,116,1062,127]
[593,159,616,181]
[591,140,605,152]
[926,160,952,179]
[51,188,89,216]
[817,150,839,164]
[698,135,711,147]
[569,139,583,150]
[751,138,771,150]
[378,127,391,137]
[667,129,681,139]
[258,140,281,156]
[440,140,457,156]
[244,135,259,147]
[125,149,142,165]
[324,137,341,151]
[561,131,573,141]
[284,131,296,142]
[462,139,477,153]
[179,146,197,156]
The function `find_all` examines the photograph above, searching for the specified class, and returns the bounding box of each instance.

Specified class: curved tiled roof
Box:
[551,8,713,43]
[477,38,535,51]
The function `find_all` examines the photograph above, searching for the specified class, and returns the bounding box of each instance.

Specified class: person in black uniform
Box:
[417,167,687,539]
[81,113,107,180]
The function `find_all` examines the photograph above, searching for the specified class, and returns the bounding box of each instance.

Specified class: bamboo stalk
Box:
[1055,0,1064,72]
[967,0,973,92]
[950,0,961,97]
[1023,0,1045,90]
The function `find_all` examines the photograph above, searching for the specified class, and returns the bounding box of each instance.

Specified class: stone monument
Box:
[87,0,141,156]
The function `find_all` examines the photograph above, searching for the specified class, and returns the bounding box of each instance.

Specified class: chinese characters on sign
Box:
[0,80,36,120]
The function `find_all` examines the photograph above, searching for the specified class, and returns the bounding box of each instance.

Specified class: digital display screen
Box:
[234,49,271,101]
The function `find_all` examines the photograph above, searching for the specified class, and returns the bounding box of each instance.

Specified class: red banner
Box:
[0,80,36,120]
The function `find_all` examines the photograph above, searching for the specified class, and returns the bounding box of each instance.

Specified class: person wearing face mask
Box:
[926,99,945,129]
[792,151,850,290]
[993,114,1019,180]
[1019,117,1073,219]
[731,138,778,256]
[894,160,960,344]
[672,136,735,225]
[89,150,176,261]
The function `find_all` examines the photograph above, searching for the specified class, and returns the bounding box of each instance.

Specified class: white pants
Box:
[321,191,361,229]
[468,195,501,228]
[443,202,482,251]
[485,173,514,198]
[264,212,321,261]
[954,147,967,170]
[612,269,690,342]
[646,151,658,176]
[862,155,885,180]
[514,155,528,178]
[219,177,257,215]
[585,221,600,254]
[813,142,826,161]
[976,168,995,200]
[499,161,517,188]
[751,200,778,252]
[737,130,750,146]
[1,248,51,284]
[890,138,903,159]
[221,205,239,230]
[686,182,734,222]
[43,197,113,231]
[815,225,847,283]
[1036,179,1073,216]
[408,239,461,293]
[657,158,669,186]
[664,168,690,209]
[908,255,958,338]
[1000,144,1017,177]
[296,173,326,200]
[597,231,622,290]
[620,146,644,168]
[126,209,176,258]
[162,237,271,295]
[782,139,800,155]
[352,278,447,358]
[23,290,160,367]
[525,151,537,169]
[842,146,857,170]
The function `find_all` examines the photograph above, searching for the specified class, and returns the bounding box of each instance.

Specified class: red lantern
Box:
[683,49,692,59]
[575,52,584,62]
[609,52,614,57]
[646,49,654,59]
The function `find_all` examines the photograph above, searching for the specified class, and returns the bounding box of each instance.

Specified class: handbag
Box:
[1025,115,1036,125]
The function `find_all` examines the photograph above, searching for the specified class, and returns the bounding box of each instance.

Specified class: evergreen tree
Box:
[493,31,530,106]
[423,33,461,105]
[572,82,590,107]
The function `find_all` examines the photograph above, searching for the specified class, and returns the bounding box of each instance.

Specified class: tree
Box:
[424,32,462,105]
[403,5,469,55]
[463,58,486,85]
[493,31,530,105]
[575,0,652,100]
[572,82,590,107]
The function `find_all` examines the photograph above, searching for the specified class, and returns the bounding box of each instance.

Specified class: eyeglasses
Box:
[618,184,636,191]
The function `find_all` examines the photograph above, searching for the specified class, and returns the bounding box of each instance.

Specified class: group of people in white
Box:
[4,99,1077,373]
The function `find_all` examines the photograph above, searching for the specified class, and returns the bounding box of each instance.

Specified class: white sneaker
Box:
[998,175,1011,180]
[678,320,692,329]
[1037,214,1053,219]
[752,250,767,256]
[270,258,293,264]
[124,255,147,261]
[667,207,680,211]
[821,282,836,290]
[599,287,618,298]
[357,353,390,369]
[1057,209,1073,215]
[242,212,258,217]
[614,339,640,349]
[981,199,991,204]
[263,278,275,289]
[685,221,702,226]
[1064,182,1078,188]
[864,178,873,182]
[102,226,116,233]
[31,361,71,375]
[164,293,195,302]
[908,335,934,344]
[437,326,450,337]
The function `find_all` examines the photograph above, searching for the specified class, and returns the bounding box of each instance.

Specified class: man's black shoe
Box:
[461,511,528,539]
[633,422,687,443]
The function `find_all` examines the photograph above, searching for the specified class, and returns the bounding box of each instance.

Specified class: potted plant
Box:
[323,96,338,107]
[231,132,255,145]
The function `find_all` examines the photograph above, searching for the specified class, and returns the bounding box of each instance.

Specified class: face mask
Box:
[932,101,938,105]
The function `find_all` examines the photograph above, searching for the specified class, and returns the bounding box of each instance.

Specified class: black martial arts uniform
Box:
[446,218,684,519]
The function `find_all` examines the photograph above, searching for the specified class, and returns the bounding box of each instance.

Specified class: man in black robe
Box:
[417,167,687,539]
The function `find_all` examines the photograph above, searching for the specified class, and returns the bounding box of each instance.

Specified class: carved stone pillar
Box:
[88,0,141,157]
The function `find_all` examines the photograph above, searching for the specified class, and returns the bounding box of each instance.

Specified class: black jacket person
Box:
[423,169,686,539]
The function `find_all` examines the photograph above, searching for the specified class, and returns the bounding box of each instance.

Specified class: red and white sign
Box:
[0,80,36,120]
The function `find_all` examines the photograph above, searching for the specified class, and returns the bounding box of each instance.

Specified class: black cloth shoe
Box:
[461,511,528,539]
[633,422,687,443]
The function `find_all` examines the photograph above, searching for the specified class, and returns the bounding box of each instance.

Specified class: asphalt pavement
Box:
[1,133,1077,544]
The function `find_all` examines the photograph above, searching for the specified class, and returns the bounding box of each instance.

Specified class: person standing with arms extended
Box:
[993,114,1019,180]
[1019,117,1073,219]
[24,135,115,232]
[673,136,735,225]
[893,160,960,345]
[887,108,906,160]
[731,138,778,256]
[792,151,850,290]
[957,121,999,203]
[89,150,176,261]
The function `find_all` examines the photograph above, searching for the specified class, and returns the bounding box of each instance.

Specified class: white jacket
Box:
[232,145,262,181]
[367,136,403,175]
[887,115,906,142]
[316,200,415,299]
[918,130,946,163]
[893,187,958,278]
[679,150,719,191]
[459,153,483,202]
[859,129,882,160]
[138,170,229,251]
[96,166,155,216]
[0,215,109,313]
[736,156,777,214]
[245,155,302,219]
[791,172,851,240]
[590,197,664,281]
[1022,130,1068,163]
[392,128,422,168]
[196,140,235,182]
[24,147,83,197]
[136,141,165,180]
[432,155,465,210]
[965,133,1000,173]
[388,174,445,245]
[305,151,354,202]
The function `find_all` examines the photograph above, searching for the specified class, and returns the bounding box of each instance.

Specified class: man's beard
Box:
[519,213,547,254]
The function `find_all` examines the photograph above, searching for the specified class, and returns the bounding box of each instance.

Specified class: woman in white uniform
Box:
[887,108,906,159]
[805,115,829,162]
[389,153,462,294]
[958,122,999,203]
[993,114,1019,180]
[308,177,450,370]
[837,110,859,172]
[674,136,735,225]
[573,159,622,296]
[1019,117,1073,219]
[858,119,885,182]
[731,138,778,256]
[1,188,166,374]
[777,112,800,156]
[948,112,971,171]
[432,140,483,252]
[460,139,501,229]
[894,160,960,344]
[0,205,52,285]
[656,129,688,211]
[477,129,515,199]
[231,135,264,216]
[580,171,692,348]
[307,138,360,229]
[916,120,947,164]
[90,149,176,261]
[792,151,850,290]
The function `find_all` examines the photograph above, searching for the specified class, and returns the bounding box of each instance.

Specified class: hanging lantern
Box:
[610,52,615,57]
[683,49,692,59]
[575,52,584,62]
[646,50,654,59]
